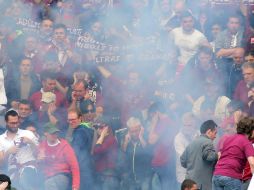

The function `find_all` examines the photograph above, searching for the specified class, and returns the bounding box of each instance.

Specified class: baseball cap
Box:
[44,122,60,134]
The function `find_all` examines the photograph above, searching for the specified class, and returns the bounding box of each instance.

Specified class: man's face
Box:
[128,124,141,141]
[182,118,196,136]
[211,24,221,39]
[25,37,37,52]
[198,52,212,69]
[208,128,217,141]
[42,78,56,92]
[41,102,55,112]
[20,59,32,76]
[245,55,254,63]
[160,0,170,13]
[54,28,66,43]
[67,112,81,129]
[45,132,58,143]
[18,104,31,118]
[189,184,199,190]
[72,83,86,100]
[243,67,254,85]
[227,17,240,34]
[40,19,53,36]
[233,51,244,65]
[174,1,185,16]
[181,16,194,32]
[6,115,19,133]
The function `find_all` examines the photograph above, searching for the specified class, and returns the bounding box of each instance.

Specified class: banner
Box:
[210,0,254,5]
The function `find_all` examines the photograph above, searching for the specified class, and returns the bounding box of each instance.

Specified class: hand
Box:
[66,50,73,58]
[7,146,18,155]
[63,38,71,49]
[71,91,77,102]
[216,49,225,58]
[96,106,104,116]
[48,103,56,115]
[57,1,63,8]
[84,92,90,100]
[0,181,8,190]
[37,149,46,160]
[151,112,159,127]
[122,132,131,151]
[124,132,131,144]
[248,89,254,98]
[139,127,145,140]
[100,127,109,138]
[234,110,243,124]
[22,137,33,145]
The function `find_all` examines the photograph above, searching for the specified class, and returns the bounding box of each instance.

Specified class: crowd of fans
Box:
[0,0,254,190]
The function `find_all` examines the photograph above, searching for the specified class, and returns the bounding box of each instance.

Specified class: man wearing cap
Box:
[38,122,80,190]
[0,110,39,190]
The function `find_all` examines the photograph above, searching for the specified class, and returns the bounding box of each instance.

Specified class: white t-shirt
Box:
[0,129,38,165]
[170,27,207,65]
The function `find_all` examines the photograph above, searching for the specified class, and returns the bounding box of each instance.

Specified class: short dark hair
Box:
[0,174,12,190]
[53,23,67,33]
[19,57,32,65]
[18,99,32,108]
[180,11,194,20]
[40,71,56,82]
[5,110,19,122]
[236,117,254,139]
[228,13,241,22]
[148,101,166,115]
[200,120,217,134]
[73,80,89,90]
[198,46,213,56]
[80,99,95,114]
[68,109,82,119]
[181,179,197,190]
[41,17,54,24]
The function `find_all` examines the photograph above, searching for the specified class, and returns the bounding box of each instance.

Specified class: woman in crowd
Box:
[93,117,119,190]
[212,117,254,190]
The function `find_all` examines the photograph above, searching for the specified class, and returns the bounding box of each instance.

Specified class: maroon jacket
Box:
[29,90,68,111]
[233,80,250,112]
[242,139,254,182]
[93,135,118,172]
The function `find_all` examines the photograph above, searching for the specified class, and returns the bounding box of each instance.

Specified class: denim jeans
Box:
[45,173,70,190]
[212,175,242,190]
[152,165,177,190]
[94,170,119,190]
[241,179,251,190]
[121,173,152,190]
[19,166,39,190]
